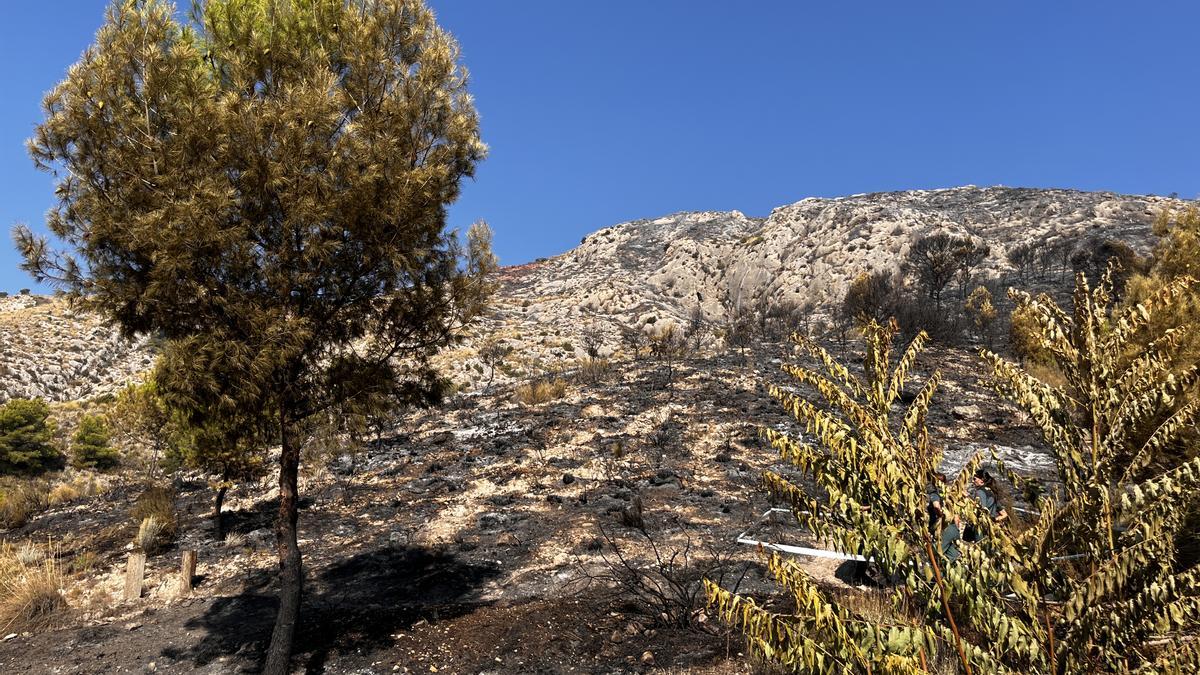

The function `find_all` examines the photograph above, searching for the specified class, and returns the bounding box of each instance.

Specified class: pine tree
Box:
[163,402,269,541]
[903,234,988,315]
[843,269,897,326]
[71,414,119,470]
[14,1,493,671]
[110,381,173,474]
[0,399,62,475]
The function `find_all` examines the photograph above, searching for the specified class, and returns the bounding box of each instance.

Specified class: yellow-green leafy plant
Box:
[964,285,997,348]
[707,294,1200,673]
[980,270,1200,672]
[706,320,1020,673]
[1121,207,1200,570]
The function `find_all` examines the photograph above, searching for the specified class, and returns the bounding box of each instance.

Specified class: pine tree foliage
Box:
[902,234,989,313]
[13,1,493,671]
[71,414,119,470]
[0,399,62,475]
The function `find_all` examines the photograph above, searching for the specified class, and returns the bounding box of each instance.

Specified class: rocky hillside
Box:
[0,295,154,404]
[455,186,1184,385]
[0,186,1187,402]
[501,186,1178,331]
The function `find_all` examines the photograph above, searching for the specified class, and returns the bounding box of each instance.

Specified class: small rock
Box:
[496,532,520,547]
[545,494,563,504]
[581,404,605,418]
[331,453,356,476]
[609,630,624,644]
[477,512,508,530]
[952,404,981,420]
[125,622,142,631]
[246,528,274,549]
[488,494,515,507]
[3,633,16,641]
[649,468,678,486]
[562,473,575,485]
[641,651,655,665]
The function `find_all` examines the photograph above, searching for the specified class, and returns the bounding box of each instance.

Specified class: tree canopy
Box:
[0,398,61,475]
[71,414,119,471]
[15,0,493,671]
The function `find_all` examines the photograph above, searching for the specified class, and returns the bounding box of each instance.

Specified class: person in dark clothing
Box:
[927,472,947,531]
[927,472,960,561]
[964,468,1008,542]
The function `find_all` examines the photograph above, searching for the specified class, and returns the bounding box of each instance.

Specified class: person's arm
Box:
[994,507,1008,523]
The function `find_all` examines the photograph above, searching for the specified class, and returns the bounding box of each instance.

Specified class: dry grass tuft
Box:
[0,479,50,529]
[576,357,612,384]
[0,541,67,632]
[133,515,166,554]
[46,473,106,508]
[129,485,176,555]
[13,542,41,566]
[130,485,177,545]
[515,378,568,405]
[46,483,80,506]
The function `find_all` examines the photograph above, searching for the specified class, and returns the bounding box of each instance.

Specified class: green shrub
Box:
[70,415,118,471]
[0,399,62,475]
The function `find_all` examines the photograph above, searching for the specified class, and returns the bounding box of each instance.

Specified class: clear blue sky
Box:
[3,1,1199,293]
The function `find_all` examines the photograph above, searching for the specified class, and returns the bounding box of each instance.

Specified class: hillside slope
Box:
[0,186,1187,402]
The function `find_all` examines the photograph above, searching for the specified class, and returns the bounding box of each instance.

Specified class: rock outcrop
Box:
[0,297,153,403]
[0,186,1188,402]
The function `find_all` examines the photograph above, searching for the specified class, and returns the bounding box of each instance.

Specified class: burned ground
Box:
[0,341,1046,674]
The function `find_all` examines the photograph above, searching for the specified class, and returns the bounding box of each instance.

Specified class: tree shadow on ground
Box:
[222,495,315,535]
[161,545,500,673]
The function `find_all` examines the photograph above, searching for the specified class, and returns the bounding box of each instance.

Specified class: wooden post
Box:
[179,550,197,597]
[124,551,146,602]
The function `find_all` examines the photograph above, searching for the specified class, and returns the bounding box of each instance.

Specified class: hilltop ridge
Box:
[1,186,1188,403]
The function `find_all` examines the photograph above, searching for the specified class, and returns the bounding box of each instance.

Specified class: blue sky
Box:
[3,1,1199,293]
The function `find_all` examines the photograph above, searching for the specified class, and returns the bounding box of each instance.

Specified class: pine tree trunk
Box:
[213,484,228,541]
[263,406,302,675]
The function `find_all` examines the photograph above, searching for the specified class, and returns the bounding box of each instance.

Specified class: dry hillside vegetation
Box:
[0,334,1047,673]
[0,186,1194,673]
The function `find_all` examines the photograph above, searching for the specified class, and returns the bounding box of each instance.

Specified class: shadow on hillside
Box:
[161,545,500,673]
[222,495,316,536]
